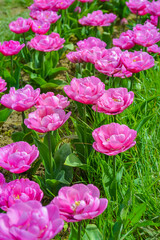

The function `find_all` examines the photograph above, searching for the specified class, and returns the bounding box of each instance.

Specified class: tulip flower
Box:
[52,183,108,222]
[0,84,40,112]
[64,76,105,104]
[0,201,64,240]
[147,44,160,54]
[30,10,61,23]
[113,30,135,50]
[92,123,137,155]
[126,0,149,16]
[147,0,160,16]
[9,17,32,34]
[34,0,55,10]
[0,77,7,93]
[30,19,50,34]
[0,175,43,211]
[77,37,107,50]
[0,141,39,173]
[0,40,25,56]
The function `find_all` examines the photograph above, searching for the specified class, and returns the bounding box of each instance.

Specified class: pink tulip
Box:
[36,92,70,109]
[147,44,160,54]
[0,201,64,240]
[27,33,65,52]
[30,19,50,34]
[147,0,160,16]
[0,141,39,173]
[0,77,7,93]
[0,40,25,56]
[74,6,81,13]
[55,0,75,9]
[24,106,71,133]
[77,37,107,50]
[92,88,134,115]
[64,76,105,104]
[34,0,55,10]
[0,175,43,211]
[66,50,83,63]
[145,15,158,26]
[113,30,135,50]
[95,47,122,76]
[79,10,117,26]
[0,173,5,185]
[0,84,40,112]
[52,184,108,222]
[121,50,155,73]
[92,123,137,155]
[9,17,32,34]
[126,0,149,16]
[30,10,61,23]
[80,47,106,64]
[133,23,160,47]
[120,18,128,25]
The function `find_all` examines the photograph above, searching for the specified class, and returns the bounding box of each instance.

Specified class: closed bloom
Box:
[0,201,64,240]
[92,123,137,155]
[77,37,106,50]
[126,0,149,15]
[52,184,108,222]
[0,40,25,56]
[79,10,117,26]
[30,10,61,23]
[113,30,135,50]
[30,19,50,34]
[121,50,155,73]
[147,44,160,55]
[36,92,70,109]
[0,175,43,211]
[147,0,160,16]
[9,17,32,34]
[0,84,40,112]
[24,106,71,133]
[0,77,7,93]
[64,76,105,104]
[0,141,39,173]
[92,88,134,115]
[27,33,65,52]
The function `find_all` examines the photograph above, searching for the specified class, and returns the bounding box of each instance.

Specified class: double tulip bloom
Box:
[30,10,61,24]
[147,0,160,16]
[0,40,25,56]
[9,17,32,34]
[0,174,43,211]
[30,19,51,34]
[126,0,149,16]
[113,30,135,50]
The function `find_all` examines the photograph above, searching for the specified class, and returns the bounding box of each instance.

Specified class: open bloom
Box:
[36,92,70,109]
[92,88,134,115]
[24,106,71,133]
[52,184,108,222]
[64,76,105,104]
[0,77,7,93]
[55,0,75,9]
[30,10,61,23]
[79,10,117,26]
[0,84,40,112]
[34,0,55,10]
[30,19,50,34]
[0,141,39,173]
[147,0,160,16]
[121,50,155,73]
[9,17,31,34]
[0,40,25,56]
[147,44,160,55]
[27,33,65,52]
[0,201,64,240]
[77,37,106,50]
[0,175,43,211]
[126,0,149,15]
[113,30,135,50]
[146,15,158,26]
[92,123,137,155]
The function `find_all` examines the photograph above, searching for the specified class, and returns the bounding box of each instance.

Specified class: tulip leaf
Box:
[47,67,68,77]
[0,108,12,126]
[125,203,146,227]
[64,153,87,168]
[69,223,78,240]
[83,224,103,240]
[31,77,47,86]
[12,131,25,142]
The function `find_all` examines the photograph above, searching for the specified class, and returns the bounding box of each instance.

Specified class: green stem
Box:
[83,105,88,159]
[113,155,117,201]
[11,55,13,77]
[47,131,53,172]
[13,173,17,180]
[23,33,26,45]
[22,111,27,133]
[41,52,45,79]
[78,222,81,240]
[158,16,160,29]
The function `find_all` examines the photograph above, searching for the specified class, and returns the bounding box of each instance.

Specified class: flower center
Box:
[72,201,81,212]
[112,98,121,102]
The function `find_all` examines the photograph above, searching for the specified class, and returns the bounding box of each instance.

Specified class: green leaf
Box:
[64,153,87,169]
[126,203,146,226]
[12,131,25,142]
[0,108,12,126]
[65,43,74,50]
[135,114,154,133]
[31,77,47,86]
[47,67,68,77]
[69,223,78,240]
[83,224,103,240]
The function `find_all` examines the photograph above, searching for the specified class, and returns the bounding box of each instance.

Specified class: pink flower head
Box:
[113,30,135,50]
[0,201,64,239]
[52,183,108,222]
[79,10,117,26]
[77,37,107,50]
[74,6,81,13]
[120,18,128,25]
[36,92,70,109]
[92,123,137,155]
[0,142,39,173]
[147,44,160,55]
[66,50,83,63]
[133,22,160,47]
[34,0,55,10]
[145,15,158,26]
[95,47,122,76]
[121,50,155,73]
[27,33,65,52]
[0,40,25,56]
[64,76,105,104]
[9,17,32,34]
[80,46,107,64]
[0,84,40,112]
[126,0,149,16]
[0,176,43,211]
[92,88,134,115]
[30,19,50,34]
[55,0,75,10]
[0,77,7,93]
[24,106,71,133]
[147,0,160,16]
[30,10,61,23]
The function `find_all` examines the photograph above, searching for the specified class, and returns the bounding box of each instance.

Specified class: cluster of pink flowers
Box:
[79,10,117,26]
[30,0,75,11]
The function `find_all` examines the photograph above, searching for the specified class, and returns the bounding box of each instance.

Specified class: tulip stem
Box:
[83,105,88,159]
[41,52,45,79]
[113,155,117,201]
[13,173,17,180]
[11,55,13,77]
[158,17,160,29]
[47,131,53,172]
[22,111,27,133]
[23,33,26,45]
[78,222,81,240]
